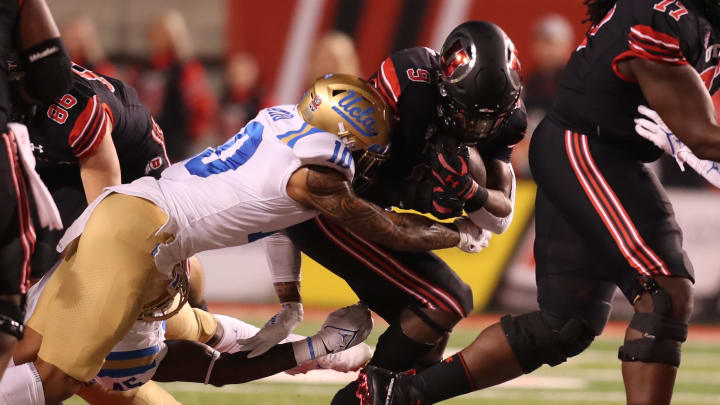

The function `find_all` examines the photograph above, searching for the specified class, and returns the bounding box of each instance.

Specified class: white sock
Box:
[212,315,262,353]
[0,363,44,405]
[213,315,308,354]
[291,335,329,364]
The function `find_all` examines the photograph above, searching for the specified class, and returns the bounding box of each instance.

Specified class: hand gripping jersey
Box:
[58,105,355,278]
[366,46,526,206]
[551,0,720,161]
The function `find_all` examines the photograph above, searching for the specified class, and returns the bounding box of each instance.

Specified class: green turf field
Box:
[66,320,720,405]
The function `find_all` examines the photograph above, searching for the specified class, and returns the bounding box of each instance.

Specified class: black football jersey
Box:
[28,64,169,225]
[0,0,19,131]
[551,0,720,161]
[368,47,525,201]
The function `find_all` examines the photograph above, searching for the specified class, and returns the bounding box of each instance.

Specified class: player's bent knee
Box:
[501,310,596,373]
[655,276,693,322]
[619,277,689,367]
[400,306,460,344]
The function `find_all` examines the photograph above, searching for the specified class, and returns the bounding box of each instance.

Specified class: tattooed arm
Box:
[287,165,461,252]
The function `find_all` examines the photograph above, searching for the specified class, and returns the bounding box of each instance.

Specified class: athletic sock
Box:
[291,334,330,364]
[408,352,475,403]
[0,363,45,405]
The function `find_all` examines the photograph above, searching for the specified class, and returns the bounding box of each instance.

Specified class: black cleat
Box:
[356,366,427,405]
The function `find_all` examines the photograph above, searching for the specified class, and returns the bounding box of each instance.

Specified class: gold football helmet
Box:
[298,73,394,191]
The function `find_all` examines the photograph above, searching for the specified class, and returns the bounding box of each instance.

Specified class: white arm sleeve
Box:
[264,231,302,283]
[467,164,516,234]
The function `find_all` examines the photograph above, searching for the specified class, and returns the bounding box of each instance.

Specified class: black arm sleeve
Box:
[21,37,72,102]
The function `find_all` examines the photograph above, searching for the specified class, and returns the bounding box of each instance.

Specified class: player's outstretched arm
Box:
[619,58,720,161]
[236,233,304,358]
[288,165,462,252]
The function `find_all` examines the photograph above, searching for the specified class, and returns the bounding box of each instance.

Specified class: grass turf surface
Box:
[66,314,720,405]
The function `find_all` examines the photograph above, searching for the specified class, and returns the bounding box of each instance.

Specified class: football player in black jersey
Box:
[358,1,720,404]
[25,62,209,298]
[26,62,171,279]
[270,21,526,405]
[0,0,71,380]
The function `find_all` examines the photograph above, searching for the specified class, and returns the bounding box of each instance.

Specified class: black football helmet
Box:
[437,21,522,145]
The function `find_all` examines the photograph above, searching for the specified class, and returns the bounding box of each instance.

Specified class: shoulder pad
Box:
[284,127,355,181]
[620,0,700,65]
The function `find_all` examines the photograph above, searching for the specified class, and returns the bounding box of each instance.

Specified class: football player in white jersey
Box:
[3,265,373,405]
[5,74,486,404]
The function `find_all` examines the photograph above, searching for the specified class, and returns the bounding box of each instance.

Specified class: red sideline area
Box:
[207,302,720,342]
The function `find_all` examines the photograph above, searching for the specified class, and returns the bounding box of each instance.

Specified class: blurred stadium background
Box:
[48,0,720,403]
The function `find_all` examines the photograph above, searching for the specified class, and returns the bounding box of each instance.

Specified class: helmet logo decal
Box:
[309,94,322,112]
[332,90,378,137]
[441,40,473,80]
[506,38,522,74]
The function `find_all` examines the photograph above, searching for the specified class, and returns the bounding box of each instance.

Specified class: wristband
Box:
[465,185,489,212]
[21,37,72,103]
[21,37,67,67]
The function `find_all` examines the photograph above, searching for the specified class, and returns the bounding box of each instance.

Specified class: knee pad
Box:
[618,278,688,367]
[501,311,596,373]
[0,299,24,340]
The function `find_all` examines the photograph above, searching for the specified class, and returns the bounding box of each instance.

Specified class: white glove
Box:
[634,105,692,170]
[317,302,373,354]
[236,302,303,358]
[454,217,491,253]
[635,105,720,188]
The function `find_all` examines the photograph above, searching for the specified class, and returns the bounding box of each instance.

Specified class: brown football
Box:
[467,146,487,187]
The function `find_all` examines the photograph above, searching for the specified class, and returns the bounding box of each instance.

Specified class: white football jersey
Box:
[94,319,167,391]
[58,105,355,276]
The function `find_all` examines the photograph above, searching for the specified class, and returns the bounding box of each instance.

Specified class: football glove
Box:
[635,105,720,188]
[430,147,487,218]
[236,301,303,358]
[635,105,691,170]
[317,302,373,354]
[454,217,491,253]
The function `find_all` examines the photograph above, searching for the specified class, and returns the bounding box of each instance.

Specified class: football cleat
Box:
[356,366,427,405]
